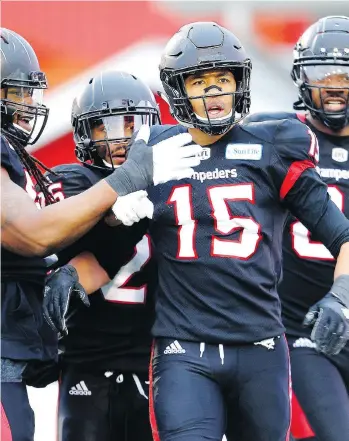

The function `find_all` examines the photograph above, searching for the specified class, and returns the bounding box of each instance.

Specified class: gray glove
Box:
[105,125,202,196]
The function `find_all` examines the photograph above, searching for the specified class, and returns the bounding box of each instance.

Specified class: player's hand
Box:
[112,190,153,226]
[303,292,349,355]
[43,264,90,338]
[105,125,203,195]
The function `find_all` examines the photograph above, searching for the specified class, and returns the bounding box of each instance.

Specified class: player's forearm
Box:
[2,180,118,257]
[326,242,349,310]
[69,251,110,294]
[334,242,349,279]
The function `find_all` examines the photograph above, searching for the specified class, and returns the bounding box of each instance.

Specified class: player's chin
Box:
[210,109,232,120]
[16,118,32,133]
[112,156,126,166]
[323,103,347,113]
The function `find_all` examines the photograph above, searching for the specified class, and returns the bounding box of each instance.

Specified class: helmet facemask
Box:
[293,62,349,131]
[74,105,160,171]
[161,62,251,135]
[1,71,49,145]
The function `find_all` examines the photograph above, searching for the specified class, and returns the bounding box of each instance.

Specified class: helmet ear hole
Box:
[82,138,92,149]
[75,146,89,163]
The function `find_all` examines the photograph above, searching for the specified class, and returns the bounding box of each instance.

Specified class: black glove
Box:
[43,264,90,338]
[22,360,60,388]
[303,292,349,356]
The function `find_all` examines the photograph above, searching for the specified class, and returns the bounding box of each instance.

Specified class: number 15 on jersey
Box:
[168,183,262,260]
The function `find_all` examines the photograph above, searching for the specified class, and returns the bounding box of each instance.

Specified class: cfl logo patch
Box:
[196,148,211,160]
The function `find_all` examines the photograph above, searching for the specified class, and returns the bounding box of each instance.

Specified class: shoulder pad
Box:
[240,117,312,147]
[274,118,312,142]
[47,163,103,186]
[1,135,13,163]
[45,163,103,197]
[1,134,10,150]
[239,118,284,144]
[149,124,186,145]
[1,134,21,176]
[273,118,318,164]
[243,111,297,124]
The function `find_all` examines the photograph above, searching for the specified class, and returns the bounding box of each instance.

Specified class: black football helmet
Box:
[72,71,161,170]
[159,22,251,135]
[292,16,349,130]
[1,28,49,146]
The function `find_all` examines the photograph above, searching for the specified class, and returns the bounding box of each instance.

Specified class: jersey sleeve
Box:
[45,165,93,198]
[55,220,108,267]
[56,218,149,280]
[0,135,22,182]
[270,118,319,199]
[271,119,349,258]
[89,220,149,280]
[43,165,104,264]
[45,165,148,278]
[45,165,101,260]
[1,136,13,171]
[244,111,296,124]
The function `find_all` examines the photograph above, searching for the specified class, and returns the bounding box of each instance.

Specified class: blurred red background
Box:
[2,1,314,167]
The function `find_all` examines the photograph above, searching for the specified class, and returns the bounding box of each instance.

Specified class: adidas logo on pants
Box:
[164,340,186,354]
[69,381,92,395]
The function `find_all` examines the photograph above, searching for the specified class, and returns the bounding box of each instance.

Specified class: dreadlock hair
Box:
[6,132,58,206]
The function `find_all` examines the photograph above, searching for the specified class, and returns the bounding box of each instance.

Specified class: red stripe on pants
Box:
[149,342,160,441]
[1,402,13,441]
[291,394,315,438]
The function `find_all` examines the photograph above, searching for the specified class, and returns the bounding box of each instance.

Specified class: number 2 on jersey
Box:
[291,185,344,260]
[102,235,151,303]
[168,183,261,259]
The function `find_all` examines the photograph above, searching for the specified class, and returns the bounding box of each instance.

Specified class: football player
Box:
[42,70,159,441]
[0,28,201,441]
[246,15,349,441]
[118,22,349,441]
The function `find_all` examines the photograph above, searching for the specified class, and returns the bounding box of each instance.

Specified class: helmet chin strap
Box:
[102,159,121,169]
[13,122,30,135]
[195,109,233,123]
[321,113,349,131]
[3,122,30,146]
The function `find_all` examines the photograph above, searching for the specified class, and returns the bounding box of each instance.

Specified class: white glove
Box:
[135,125,203,186]
[112,190,154,226]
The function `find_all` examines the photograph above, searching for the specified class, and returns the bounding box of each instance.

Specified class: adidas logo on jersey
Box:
[69,381,92,396]
[164,340,186,354]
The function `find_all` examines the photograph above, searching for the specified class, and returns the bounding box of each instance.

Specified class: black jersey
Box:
[45,164,155,372]
[1,135,57,362]
[246,112,349,339]
[1,135,46,284]
[145,121,349,344]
